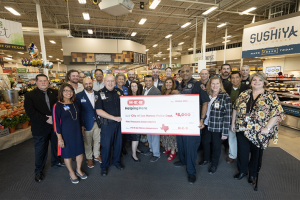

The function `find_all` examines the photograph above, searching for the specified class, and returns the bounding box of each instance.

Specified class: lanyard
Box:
[249,93,261,113]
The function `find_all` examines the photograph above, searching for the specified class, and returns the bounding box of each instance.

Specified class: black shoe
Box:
[208,166,217,174]
[101,169,107,177]
[248,176,256,185]
[234,172,248,180]
[188,174,196,184]
[35,173,44,183]
[198,160,210,166]
[174,161,184,167]
[122,148,128,155]
[56,162,66,167]
[136,150,144,154]
[144,151,152,156]
[115,164,124,171]
[132,155,140,162]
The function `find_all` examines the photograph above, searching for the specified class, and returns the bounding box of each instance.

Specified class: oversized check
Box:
[120,94,200,136]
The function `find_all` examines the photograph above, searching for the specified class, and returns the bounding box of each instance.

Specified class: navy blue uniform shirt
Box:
[191,81,210,105]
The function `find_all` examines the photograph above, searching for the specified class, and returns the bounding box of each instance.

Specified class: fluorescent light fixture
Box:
[165,34,172,38]
[202,7,217,15]
[206,43,209,45]
[4,7,20,16]
[88,29,93,34]
[149,0,161,9]
[242,7,257,14]
[131,32,137,36]
[153,44,158,47]
[61,49,63,51]
[145,49,149,51]
[158,52,162,54]
[4,57,12,60]
[6,55,12,57]
[78,0,86,4]
[167,48,170,50]
[222,40,230,43]
[139,18,147,25]
[223,35,232,38]
[188,48,193,50]
[49,56,53,58]
[157,60,160,61]
[181,22,191,28]
[150,62,152,63]
[18,52,24,54]
[163,58,166,60]
[82,12,90,20]
[49,40,56,44]
[56,58,60,60]
[178,42,184,45]
[174,58,178,59]
[217,23,226,28]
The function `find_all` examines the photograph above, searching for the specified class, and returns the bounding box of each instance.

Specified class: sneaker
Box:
[208,166,217,174]
[150,156,160,162]
[87,159,94,168]
[94,156,102,163]
[188,174,196,184]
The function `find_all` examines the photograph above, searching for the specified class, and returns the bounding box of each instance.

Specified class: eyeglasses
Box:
[63,90,73,93]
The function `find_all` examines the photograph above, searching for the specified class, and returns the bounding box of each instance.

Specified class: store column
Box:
[223,26,227,64]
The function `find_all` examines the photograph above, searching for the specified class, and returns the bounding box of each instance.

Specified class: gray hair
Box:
[200,69,209,74]
[241,65,250,69]
[115,73,126,81]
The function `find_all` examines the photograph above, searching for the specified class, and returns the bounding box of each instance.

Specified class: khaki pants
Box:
[84,122,101,159]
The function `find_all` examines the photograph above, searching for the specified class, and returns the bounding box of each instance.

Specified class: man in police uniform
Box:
[199,69,209,87]
[95,74,124,177]
[240,65,250,87]
[220,64,232,89]
[174,65,209,184]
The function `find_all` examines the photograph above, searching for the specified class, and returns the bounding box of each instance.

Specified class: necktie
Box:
[44,91,50,111]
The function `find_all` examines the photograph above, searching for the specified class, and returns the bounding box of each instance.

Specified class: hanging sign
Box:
[0,19,26,51]
[242,13,300,58]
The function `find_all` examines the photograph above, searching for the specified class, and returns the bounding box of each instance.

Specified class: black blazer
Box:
[224,83,250,96]
[124,80,143,95]
[24,88,58,136]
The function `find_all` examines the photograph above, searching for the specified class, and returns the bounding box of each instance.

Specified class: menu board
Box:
[266,66,281,74]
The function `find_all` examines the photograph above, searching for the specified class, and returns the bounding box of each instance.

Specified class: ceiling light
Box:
[50,40,56,44]
[6,55,12,57]
[167,48,170,50]
[163,58,166,60]
[18,52,24,54]
[88,29,93,34]
[242,7,257,14]
[217,23,226,28]
[188,48,193,50]
[206,43,209,45]
[223,35,232,38]
[131,32,137,36]
[49,56,53,58]
[157,60,160,61]
[145,49,149,51]
[82,12,90,20]
[78,0,86,4]
[153,44,158,47]
[202,7,217,15]
[174,58,178,59]
[4,57,12,60]
[149,0,161,9]
[61,49,63,51]
[150,62,152,63]
[56,58,60,60]
[4,7,20,16]
[158,52,162,54]
[148,58,150,60]
[165,34,172,38]
[139,18,147,25]
[178,42,184,45]
[222,40,230,43]
[181,22,191,28]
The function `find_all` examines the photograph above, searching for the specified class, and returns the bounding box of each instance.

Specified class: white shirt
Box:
[93,81,105,92]
[204,95,217,126]
[84,90,95,108]
[69,82,84,94]
[154,80,158,88]
[233,87,238,90]
[144,86,153,95]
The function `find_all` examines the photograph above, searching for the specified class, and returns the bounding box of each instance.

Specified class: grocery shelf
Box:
[281,93,300,98]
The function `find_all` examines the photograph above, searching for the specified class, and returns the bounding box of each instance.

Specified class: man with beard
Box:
[67,69,84,94]
[208,67,218,78]
[76,77,102,169]
[124,70,143,94]
[152,67,164,91]
[220,64,232,89]
[93,69,105,92]
[240,65,251,87]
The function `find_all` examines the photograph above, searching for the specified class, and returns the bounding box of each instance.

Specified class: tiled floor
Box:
[270,125,300,160]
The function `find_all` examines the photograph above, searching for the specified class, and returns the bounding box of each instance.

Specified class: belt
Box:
[107,119,115,123]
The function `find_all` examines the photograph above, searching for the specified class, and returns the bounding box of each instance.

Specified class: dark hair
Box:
[152,67,159,71]
[144,75,154,81]
[95,69,103,74]
[221,64,232,71]
[128,81,141,96]
[36,74,48,81]
[58,83,76,103]
[165,67,172,71]
[230,71,241,78]
[67,69,79,80]
[161,77,176,95]
[178,70,181,74]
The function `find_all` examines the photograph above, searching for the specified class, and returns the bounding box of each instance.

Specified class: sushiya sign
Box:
[242,13,300,58]
[0,19,26,51]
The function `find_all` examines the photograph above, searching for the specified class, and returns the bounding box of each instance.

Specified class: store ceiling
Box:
[1,0,299,64]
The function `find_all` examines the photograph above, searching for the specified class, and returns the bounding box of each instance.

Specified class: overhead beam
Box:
[174,0,218,6]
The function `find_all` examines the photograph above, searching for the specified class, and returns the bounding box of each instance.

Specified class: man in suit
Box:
[152,67,164,91]
[224,71,250,164]
[142,75,161,162]
[76,77,101,169]
[124,70,143,94]
[24,74,65,183]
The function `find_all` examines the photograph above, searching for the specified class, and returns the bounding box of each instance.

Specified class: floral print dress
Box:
[234,89,286,149]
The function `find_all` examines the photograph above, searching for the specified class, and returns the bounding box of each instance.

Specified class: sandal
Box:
[168,152,176,161]
[163,149,171,155]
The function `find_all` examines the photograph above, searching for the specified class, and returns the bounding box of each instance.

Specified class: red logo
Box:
[127,99,145,106]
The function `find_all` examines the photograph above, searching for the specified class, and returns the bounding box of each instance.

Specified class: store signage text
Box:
[250,26,298,43]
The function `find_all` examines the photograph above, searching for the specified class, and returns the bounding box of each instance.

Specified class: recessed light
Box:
[131,32,137,36]
[139,18,147,25]
[82,12,90,20]
[153,44,158,47]
[149,0,161,9]
[88,29,93,34]
[49,56,53,58]
[50,40,56,44]
[181,22,191,28]
[202,7,217,15]
[165,34,172,38]
[4,7,20,16]
[178,42,184,45]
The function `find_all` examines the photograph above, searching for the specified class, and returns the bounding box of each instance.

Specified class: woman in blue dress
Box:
[53,83,86,184]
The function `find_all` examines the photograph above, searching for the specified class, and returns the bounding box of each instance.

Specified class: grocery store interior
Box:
[1,0,300,199]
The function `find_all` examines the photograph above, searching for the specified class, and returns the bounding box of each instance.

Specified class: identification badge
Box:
[246,81,249,85]
[214,101,220,109]
[81,98,86,103]
[63,105,70,111]
[245,113,251,122]
[159,82,163,86]
[100,92,106,100]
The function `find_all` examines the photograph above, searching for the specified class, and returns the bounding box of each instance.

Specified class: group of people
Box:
[24,64,285,186]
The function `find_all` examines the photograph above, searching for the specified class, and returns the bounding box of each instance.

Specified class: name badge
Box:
[159,82,163,86]
[214,101,220,109]
[81,99,86,103]
[245,113,251,122]
[100,92,106,100]
[63,105,70,111]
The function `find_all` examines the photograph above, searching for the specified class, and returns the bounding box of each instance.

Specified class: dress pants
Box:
[147,135,160,157]
[228,130,237,159]
[177,132,201,176]
[236,131,264,177]
[84,122,101,159]
[33,129,60,175]
[201,127,222,167]
[100,122,122,169]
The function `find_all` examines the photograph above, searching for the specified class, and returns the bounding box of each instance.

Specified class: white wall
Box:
[62,37,146,56]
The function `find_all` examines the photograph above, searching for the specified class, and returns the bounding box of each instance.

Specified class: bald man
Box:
[199,69,209,86]
[95,74,124,176]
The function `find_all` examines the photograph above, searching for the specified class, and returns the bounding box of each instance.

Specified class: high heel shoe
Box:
[168,152,176,161]
[163,149,171,155]
[131,155,140,162]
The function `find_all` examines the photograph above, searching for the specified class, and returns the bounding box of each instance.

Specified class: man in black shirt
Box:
[240,65,251,87]
[220,64,232,89]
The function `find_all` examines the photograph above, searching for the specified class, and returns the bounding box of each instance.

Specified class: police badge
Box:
[117,91,121,96]
[200,84,206,91]
[187,83,193,88]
